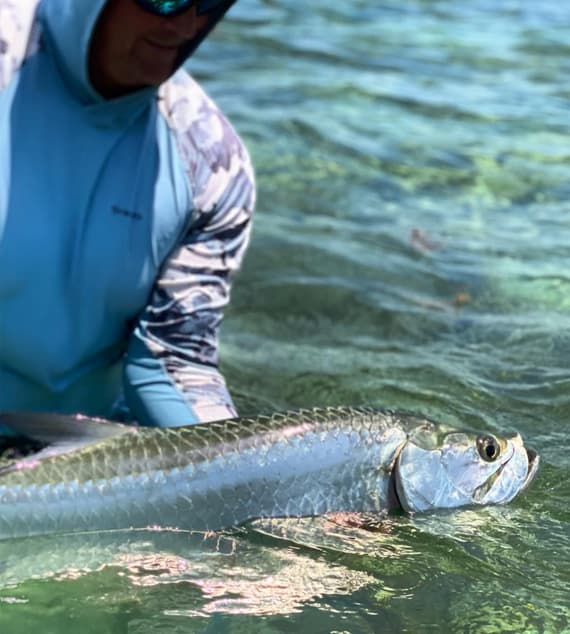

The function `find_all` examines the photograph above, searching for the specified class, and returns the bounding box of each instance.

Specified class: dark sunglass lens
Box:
[138,0,194,16]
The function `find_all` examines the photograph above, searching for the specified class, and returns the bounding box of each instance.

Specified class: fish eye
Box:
[477,435,501,462]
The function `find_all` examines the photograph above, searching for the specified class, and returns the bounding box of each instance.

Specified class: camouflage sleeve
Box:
[0,0,40,91]
[124,75,255,426]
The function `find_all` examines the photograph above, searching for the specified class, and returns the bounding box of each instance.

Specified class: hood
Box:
[39,0,236,104]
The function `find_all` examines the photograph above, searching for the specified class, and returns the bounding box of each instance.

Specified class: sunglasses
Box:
[136,0,230,17]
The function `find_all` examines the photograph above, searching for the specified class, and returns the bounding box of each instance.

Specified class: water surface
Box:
[1,0,569,631]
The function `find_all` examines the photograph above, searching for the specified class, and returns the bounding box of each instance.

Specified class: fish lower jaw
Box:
[521,448,539,492]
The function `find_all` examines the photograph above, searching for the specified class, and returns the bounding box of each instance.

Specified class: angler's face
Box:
[89,0,209,98]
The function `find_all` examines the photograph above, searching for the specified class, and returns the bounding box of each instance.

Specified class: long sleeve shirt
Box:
[0,0,255,425]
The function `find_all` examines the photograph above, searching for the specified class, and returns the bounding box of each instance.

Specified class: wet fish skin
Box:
[0,407,537,539]
[0,407,408,539]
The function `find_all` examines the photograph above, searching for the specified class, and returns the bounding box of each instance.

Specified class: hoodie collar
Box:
[38,0,236,115]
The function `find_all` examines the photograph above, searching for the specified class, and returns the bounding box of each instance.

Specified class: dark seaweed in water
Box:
[0,435,44,468]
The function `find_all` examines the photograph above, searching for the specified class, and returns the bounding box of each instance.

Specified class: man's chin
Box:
[138,64,178,88]
[132,46,180,87]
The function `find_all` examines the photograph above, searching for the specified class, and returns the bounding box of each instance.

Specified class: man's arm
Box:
[0,0,40,91]
[123,107,255,426]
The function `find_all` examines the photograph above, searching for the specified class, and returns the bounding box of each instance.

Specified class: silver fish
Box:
[0,407,538,539]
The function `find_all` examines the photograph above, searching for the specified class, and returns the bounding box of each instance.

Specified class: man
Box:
[0,0,255,426]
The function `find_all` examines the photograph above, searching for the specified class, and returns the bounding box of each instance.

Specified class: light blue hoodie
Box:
[0,0,255,426]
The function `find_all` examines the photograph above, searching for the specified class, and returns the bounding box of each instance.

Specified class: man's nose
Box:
[160,6,209,39]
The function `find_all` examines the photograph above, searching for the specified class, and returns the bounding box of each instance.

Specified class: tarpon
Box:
[0,407,538,539]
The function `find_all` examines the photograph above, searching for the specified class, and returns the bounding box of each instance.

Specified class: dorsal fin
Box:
[0,412,132,445]
[0,412,135,475]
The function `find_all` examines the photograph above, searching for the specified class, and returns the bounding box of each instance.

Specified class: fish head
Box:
[394,425,539,513]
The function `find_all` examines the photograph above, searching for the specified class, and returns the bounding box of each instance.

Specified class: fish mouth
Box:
[474,444,539,503]
[521,448,539,492]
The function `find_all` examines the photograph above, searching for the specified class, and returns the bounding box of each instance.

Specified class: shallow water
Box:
[2,0,569,631]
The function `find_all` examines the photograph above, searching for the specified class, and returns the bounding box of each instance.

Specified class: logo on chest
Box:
[112,205,143,221]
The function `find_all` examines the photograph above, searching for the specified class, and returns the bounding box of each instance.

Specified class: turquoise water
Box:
[1,0,569,631]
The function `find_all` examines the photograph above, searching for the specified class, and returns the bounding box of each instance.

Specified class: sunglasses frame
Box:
[135,0,228,18]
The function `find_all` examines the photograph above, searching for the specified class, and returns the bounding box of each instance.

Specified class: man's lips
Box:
[144,39,183,51]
